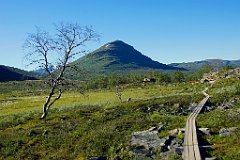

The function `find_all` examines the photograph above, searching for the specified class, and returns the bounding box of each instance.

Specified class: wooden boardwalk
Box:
[183,89,209,160]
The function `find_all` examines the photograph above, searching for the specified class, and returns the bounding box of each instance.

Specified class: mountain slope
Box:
[69,40,185,77]
[169,59,240,71]
[0,65,37,82]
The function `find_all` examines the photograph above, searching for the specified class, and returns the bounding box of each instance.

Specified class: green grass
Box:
[0,97,192,159]
[196,76,240,160]
[0,80,206,159]
[0,81,205,117]
[6,78,240,159]
[197,108,240,160]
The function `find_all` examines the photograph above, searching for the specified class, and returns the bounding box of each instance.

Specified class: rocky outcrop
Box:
[131,123,164,150]
[129,124,183,159]
[218,98,239,110]
[219,127,238,137]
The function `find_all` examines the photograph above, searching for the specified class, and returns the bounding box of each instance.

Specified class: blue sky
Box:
[0,0,240,70]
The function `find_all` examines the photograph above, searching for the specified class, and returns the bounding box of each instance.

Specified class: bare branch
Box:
[23,22,100,119]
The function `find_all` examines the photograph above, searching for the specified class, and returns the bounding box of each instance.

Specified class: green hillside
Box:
[169,59,240,71]
[67,40,185,79]
[0,65,38,82]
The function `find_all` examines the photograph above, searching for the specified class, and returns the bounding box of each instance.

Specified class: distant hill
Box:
[169,59,240,71]
[32,65,55,75]
[68,40,185,78]
[0,65,38,82]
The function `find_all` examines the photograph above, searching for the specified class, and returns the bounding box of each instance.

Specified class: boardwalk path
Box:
[183,88,209,160]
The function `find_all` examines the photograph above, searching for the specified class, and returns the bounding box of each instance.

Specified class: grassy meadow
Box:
[0,76,239,159]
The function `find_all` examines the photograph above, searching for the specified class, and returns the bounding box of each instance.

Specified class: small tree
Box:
[24,23,99,119]
[115,85,124,103]
[174,71,185,82]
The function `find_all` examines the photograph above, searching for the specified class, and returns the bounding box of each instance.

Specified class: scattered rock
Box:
[198,128,211,136]
[174,147,183,155]
[131,123,164,149]
[29,130,38,137]
[148,104,160,112]
[130,125,184,159]
[219,127,238,137]
[218,97,240,110]
[205,105,216,112]
[169,129,179,137]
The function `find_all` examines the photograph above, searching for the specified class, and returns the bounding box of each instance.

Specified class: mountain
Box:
[69,40,185,77]
[0,65,38,82]
[169,59,240,71]
[32,65,55,75]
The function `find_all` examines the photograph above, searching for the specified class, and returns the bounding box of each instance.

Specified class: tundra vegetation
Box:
[0,68,240,159]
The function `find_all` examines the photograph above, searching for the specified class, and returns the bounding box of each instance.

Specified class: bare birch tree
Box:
[24,23,99,119]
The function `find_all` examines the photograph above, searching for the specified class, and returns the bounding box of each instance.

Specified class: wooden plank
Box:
[183,88,209,160]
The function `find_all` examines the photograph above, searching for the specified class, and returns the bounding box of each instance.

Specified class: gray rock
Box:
[205,105,216,111]
[174,147,183,155]
[130,123,164,158]
[131,129,161,149]
[130,125,185,159]
[219,127,238,137]
[170,137,183,147]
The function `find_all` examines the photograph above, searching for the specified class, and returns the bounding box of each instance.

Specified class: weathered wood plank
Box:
[183,88,209,160]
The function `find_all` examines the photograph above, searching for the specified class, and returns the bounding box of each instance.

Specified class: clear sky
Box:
[0,0,240,70]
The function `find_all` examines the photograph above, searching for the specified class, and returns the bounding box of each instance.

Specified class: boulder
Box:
[169,129,179,137]
[130,126,184,159]
[219,127,238,137]
[131,123,164,149]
